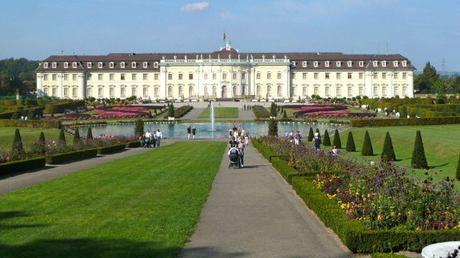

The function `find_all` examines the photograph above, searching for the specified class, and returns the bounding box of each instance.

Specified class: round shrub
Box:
[361,130,374,156]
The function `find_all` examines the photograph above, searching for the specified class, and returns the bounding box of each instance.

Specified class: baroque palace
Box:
[36,39,414,101]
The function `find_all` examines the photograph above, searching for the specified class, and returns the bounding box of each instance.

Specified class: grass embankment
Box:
[0,127,71,151]
[199,107,239,119]
[316,125,460,190]
[0,141,226,258]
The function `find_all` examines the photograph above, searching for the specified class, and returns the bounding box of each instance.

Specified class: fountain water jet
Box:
[210,101,215,133]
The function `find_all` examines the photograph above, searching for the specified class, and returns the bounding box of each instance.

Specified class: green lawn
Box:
[0,141,226,258]
[0,127,71,152]
[198,107,239,119]
[314,125,460,190]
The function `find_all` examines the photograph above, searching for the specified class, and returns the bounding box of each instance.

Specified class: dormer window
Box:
[313,61,318,67]
[109,62,114,68]
[347,61,352,67]
[143,62,148,68]
[402,60,407,67]
[153,62,159,68]
[43,62,48,69]
[373,61,378,67]
[393,61,399,67]
[98,62,103,68]
[52,62,57,68]
[359,61,364,67]
[63,62,68,68]
[302,61,307,67]
[291,61,297,67]
[325,61,330,67]
[336,61,341,67]
[120,62,125,68]
[87,62,92,68]
[132,62,136,68]
[72,62,77,68]
[381,61,387,67]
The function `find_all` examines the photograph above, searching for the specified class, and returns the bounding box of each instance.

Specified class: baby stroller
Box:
[228,147,241,168]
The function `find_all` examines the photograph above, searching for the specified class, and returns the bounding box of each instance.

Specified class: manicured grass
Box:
[0,141,226,258]
[198,107,239,119]
[0,127,71,151]
[316,125,460,190]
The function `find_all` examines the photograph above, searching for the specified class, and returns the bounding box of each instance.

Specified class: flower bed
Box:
[253,137,460,252]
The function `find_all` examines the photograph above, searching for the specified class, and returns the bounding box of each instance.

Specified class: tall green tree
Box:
[270,102,277,117]
[167,103,175,118]
[333,129,342,149]
[381,132,396,162]
[268,119,278,136]
[12,128,24,153]
[411,130,428,169]
[346,131,356,152]
[414,62,439,93]
[361,131,374,156]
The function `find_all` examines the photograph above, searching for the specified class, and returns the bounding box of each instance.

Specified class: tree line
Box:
[0,58,38,96]
[415,62,460,94]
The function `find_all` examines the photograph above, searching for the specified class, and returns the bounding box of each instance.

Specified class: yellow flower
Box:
[326,194,336,200]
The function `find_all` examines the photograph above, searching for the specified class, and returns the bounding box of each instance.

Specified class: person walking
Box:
[155,129,162,147]
[313,132,321,151]
[187,126,192,140]
[192,127,196,139]
[294,130,302,145]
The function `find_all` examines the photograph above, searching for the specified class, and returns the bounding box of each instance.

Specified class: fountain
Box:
[210,101,215,133]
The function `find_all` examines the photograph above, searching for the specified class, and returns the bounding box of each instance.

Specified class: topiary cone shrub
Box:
[333,129,342,149]
[381,131,396,162]
[87,127,93,140]
[58,128,66,147]
[37,131,46,154]
[12,128,24,153]
[323,130,331,146]
[167,103,175,118]
[282,110,288,120]
[73,128,82,146]
[135,119,144,138]
[268,119,278,136]
[361,130,374,156]
[270,102,277,117]
[411,130,428,169]
[456,153,460,180]
[346,131,356,152]
[307,127,314,141]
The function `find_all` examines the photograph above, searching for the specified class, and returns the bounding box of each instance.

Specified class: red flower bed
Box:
[94,106,150,118]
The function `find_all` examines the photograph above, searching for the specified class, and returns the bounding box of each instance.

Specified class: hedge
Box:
[351,116,460,127]
[46,148,98,164]
[174,105,193,118]
[0,111,16,119]
[126,140,141,148]
[0,157,46,174]
[253,139,460,253]
[44,101,85,114]
[0,119,61,128]
[97,143,126,154]
[252,105,270,119]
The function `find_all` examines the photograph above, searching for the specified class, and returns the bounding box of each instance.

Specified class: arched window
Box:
[168,85,173,98]
[189,85,194,97]
[277,85,282,96]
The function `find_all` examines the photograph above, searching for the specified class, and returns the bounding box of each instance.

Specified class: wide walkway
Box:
[180,144,351,258]
[0,141,172,195]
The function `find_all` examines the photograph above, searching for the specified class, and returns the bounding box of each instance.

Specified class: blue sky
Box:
[1,0,460,71]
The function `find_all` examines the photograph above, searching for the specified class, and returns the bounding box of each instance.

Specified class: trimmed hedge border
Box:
[126,140,141,148]
[351,116,460,127]
[46,148,98,164]
[0,119,61,128]
[97,143,126,154]
[0,157,46,174]
[252,139,460,253]
[174,105,193,118]
[252,105,270,119]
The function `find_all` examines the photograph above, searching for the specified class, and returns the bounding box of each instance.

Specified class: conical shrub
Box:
[381,132,396,162]
[12,128,24,153]
[135,119,144,138]
[346,131,356,152]
[456,153,460,181]
[270,102,277,117]
[73,128,82,146]
[58,128,66,147]
[333,129,342,149]
[268,119,278,136]
[36,132,46,154]
[411,130,428,169]
[361,131,374,156]
[323,130,331,146]
[307,127,314,141]
[87,127,93,140]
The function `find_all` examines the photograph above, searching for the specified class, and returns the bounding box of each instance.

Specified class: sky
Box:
[1,0,459,71]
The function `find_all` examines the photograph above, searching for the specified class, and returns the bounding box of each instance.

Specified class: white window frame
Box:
[325,61,330,67]
[381,61,387,67]
[153,62,159,68]
[402,60,407,67]
[72,62,77,68]
[393,61,399,67]
[63,62,68,69]
[143,62,148,68]
[336,61,341,67]
[52,62,57,68]
[109,62,114,68]
[302,61,307,67]
[373,61,378,67]
[359,61,364,67]
[87,62,92,68]
[132,62,136,68]
[120,62,125,69]
[98,62,103,68]
[347,61,352,67]
[43,62,48,69]
[313,61,318,67]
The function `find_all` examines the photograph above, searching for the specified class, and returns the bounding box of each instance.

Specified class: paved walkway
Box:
[180,144,351,258]
[182,107,206,120]
[0,141,172,195]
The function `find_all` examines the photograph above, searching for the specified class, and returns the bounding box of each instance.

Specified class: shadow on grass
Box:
[0,238,249,258]
[0,165,57,180]
[0,211,48,231]
[429,162,449,169]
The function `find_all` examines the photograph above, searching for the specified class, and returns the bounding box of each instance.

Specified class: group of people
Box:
[227,126,249,168]
[186,126,197,140]
[285,130,339,157]
[285,130,303,145]
[140,129,163,148]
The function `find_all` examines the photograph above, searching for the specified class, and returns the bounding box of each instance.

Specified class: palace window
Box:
[373,61,378,67]
[277,72,281,79]
[359,61,364,67]
[87,74,92,80]
[132,62,136,68]
[347,61,352,67]
[325,61,330,67]
[302,86,307,96]
[256,72,260,79]
[267,72,271,79]
[241,72,246,80]
[373,72,378,79]
[131,86,136,97]
[382,85,387,97]
[109,62,114,68]
[44,74,48,80]
[393,61,399,67]
[63,74,68,81]
[97,74,103,80]
[64,62,68,68]
[222,72,227,80]
[394,72,398,79]
[402,60,407,67]
[99,87,104,98]
[121,87,126,98]
[189,73,193,80]
[143,62,148,68]
[72,74,77,80]
[109,74,114,80]
[403,85,407,96]
[348,85,352,97]
[325,73,330,79]
[87,62,92,68]
[143,73,148,80]
[52,62,57,68]
[359,73,363,79]
[143,87,148,97]
[233,72,237,80]
[52,74,57,81]
[394,84,399,96]
[98,62,103,68]
[132,73,137,80]
[64,88,68,97]
[154,86,159,97]
[325,85,330,97]
[168,73,173,80]
[154,73,159,80]
[121,74,125,80]
[314,86,319,95]
[153,62,159,68]
[313,61,318,67]
[336,73,341,79]
[402,72,407,79]
[120,62,125,69]
[382,72,386,79]
[72,87,77,97]
[109,87,114,98]
[359,85,364,96]
[72,62,77,68]
[348,73,352,79]
[52,87,57,97]
[178,73,183,80]
[314,73,318,79]
[43,62,48,69]
[302,61,307,67]
[212,73,216,80]
[373,85,378,96]
[336,61,341,67]
[381,61,387,67]
[302,73,307,80]
[87,87,92,97]
[336,85,342,97]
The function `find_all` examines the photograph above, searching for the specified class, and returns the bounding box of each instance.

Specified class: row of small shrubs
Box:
[253,138,460,253]
[252,105,270,119]
[0,157,46,174]
[97,143,126,154]
[174,105,193,118]
[46,148,98,164]
[350,116,460,127]
[0,119,61,128]
[43,100,85,114]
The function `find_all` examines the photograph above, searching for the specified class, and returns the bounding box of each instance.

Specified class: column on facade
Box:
[159,66,167,99]
[78,72,86,99]
[389,71,395,98]
[249,67,256,97]
[285,66,290,99]
[217,68,222,98]
[59,73,64,98]
[364,71,373,98]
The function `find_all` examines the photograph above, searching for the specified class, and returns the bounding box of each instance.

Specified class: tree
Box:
[12,128,24,153]
[270,102,277,117]
[411,130,428,169]
[346,131,356,152]
[73,128,82,146]
[381,132,396,162]
[268,119,278,136]
[58,128,66,147]
[307,127,314,142]
[414,62,439,93]
[135,119,144,138]
[333,129,342,149]
[167,103,175,118]
[400,106,408,118]
[456,153,460,181]
[361,131,374,156]
[86,127,93,140]
[323,130,331,146]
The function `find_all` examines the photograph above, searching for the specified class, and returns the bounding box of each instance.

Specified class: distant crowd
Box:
[284,130,338,157]
[227,126,249,168]
[140,129,163,148]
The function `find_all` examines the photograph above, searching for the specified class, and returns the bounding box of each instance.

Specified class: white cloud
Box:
[182,2,209,12]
